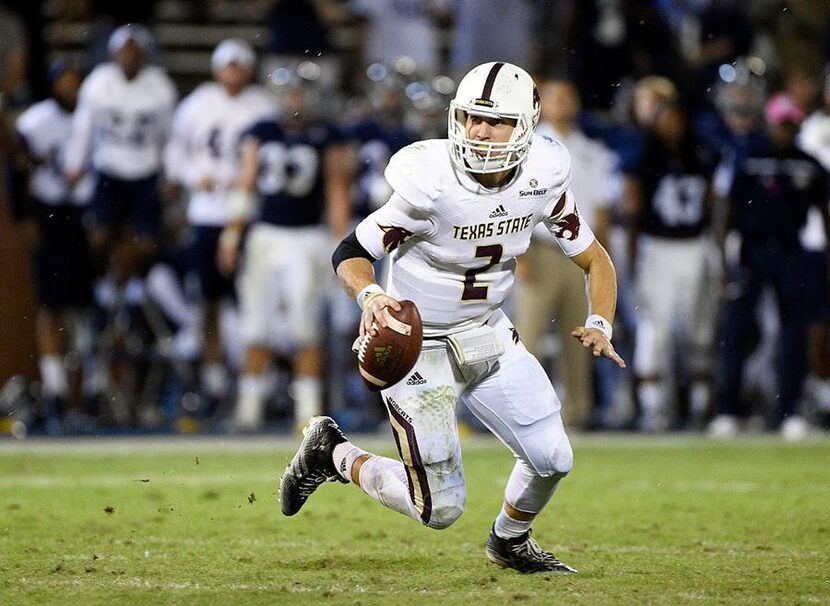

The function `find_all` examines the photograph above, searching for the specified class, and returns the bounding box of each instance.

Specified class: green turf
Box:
[1,435,829,605]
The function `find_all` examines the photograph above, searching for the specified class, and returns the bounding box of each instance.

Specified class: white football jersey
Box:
[65,63,177,180]
[796,110,829,251]
[15,99,92,205]
[165,82,276,226]
[355,134,595,337]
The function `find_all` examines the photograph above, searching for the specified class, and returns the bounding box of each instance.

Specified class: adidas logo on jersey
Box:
[489,204,508,218]
[406,372,427,386]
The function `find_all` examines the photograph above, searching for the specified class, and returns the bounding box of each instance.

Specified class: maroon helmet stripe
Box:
[480,62,505,101]
[386,398,432,525]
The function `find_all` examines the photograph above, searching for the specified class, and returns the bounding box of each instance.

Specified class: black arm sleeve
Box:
[332,229,377,273]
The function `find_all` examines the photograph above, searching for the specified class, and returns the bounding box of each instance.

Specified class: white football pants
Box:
[357,309,573,529]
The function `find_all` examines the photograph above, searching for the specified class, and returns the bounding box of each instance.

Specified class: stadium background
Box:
[1,1,830,437]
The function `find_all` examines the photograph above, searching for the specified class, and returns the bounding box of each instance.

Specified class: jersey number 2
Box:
[462,244,503,301]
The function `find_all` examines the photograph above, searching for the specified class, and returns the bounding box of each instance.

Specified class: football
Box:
[356,300,423,391]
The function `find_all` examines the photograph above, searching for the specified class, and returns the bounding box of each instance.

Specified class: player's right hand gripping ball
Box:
[356,300,423,391]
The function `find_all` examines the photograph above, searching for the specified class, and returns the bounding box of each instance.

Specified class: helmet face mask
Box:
[448,62,540,174]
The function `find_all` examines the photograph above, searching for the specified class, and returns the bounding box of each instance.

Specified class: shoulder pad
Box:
[192,82,217,98]
[180,83,215,110]
[384,140,448,210]
[141,66,177,100]
[81,64,115,95]
[16,99,50,133]
[525,134,571,202]
[529,134,571,188]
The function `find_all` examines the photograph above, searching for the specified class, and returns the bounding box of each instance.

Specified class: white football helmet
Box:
[448,62,540,174]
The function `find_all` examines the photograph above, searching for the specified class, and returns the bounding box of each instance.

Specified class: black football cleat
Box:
[485,527,578,574]
[280,416,348,516]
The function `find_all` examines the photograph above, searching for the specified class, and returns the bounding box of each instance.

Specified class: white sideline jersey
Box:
[355,134,595,337]
[65,64,177,180]
[165,83,276,226]
[15,99,92,205]
[797,110,829,251]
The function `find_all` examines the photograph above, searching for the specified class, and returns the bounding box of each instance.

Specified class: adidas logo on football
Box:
[489,204,508,218]
[406,372,427,386]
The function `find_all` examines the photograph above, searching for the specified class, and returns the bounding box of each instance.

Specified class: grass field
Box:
[1,434,829,605]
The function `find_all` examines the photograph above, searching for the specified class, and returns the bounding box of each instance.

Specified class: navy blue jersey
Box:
[246,120,345,227]
[625,132,718,238]
[729,138,828,249]
[343,119,415,219]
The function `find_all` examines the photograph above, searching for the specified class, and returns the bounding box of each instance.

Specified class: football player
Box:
[64,24,177,286]
[14,62,93,431]
[165,39,276,414]
[218,71,351,431]
[623,76,718,432]
[282,62,625,574]
[711,93,830,440]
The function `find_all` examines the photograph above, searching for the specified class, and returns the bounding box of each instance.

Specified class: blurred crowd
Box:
[0,0,829,440]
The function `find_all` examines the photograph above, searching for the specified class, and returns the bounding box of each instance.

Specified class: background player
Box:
[281,62,625,574]
[711,93,830,439]
[218,72,351,431]
[14,62,93,432]
[623,76,718,432]
[64,25,177,288]
[165,38,275,416]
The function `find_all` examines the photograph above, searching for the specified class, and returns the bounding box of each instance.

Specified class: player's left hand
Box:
[571,326,626,368]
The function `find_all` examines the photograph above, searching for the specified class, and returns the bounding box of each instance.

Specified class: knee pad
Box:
[529,439,573,479]
[424,485,466,530]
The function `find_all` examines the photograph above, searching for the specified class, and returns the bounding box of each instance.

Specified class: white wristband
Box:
[356,283,385,310]
[585,314,612,341]
[228,189,255,221]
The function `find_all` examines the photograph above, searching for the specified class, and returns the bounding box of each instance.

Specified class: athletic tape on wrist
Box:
[228,189,255,221]
[357,283,385,310]
[585,314,612,341]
